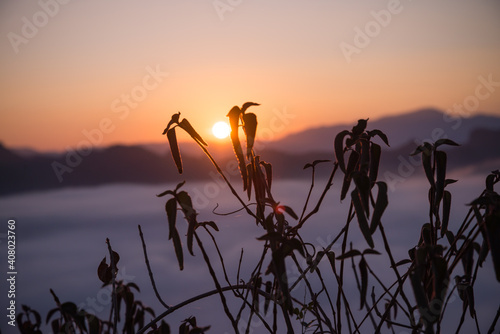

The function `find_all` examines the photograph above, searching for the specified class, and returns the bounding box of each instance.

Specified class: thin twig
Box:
[106,238,118,334]
[136,284,274,334]
[137,225,169,309]
[194,231,239,333]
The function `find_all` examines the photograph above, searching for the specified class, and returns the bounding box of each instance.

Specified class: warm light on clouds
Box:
[0,0,499,151]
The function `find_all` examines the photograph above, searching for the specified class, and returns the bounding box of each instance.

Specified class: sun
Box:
[212,121,231,139]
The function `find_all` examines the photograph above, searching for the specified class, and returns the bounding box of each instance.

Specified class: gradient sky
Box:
[1,0,499,151]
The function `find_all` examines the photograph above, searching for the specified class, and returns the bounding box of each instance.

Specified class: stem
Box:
[138,225,170,309]
[136,284,274,334]
[106,238,118,334]
[196,140,260,223]
[194,231,239,333]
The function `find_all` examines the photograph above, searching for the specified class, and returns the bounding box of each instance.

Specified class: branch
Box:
[136,285,274,334]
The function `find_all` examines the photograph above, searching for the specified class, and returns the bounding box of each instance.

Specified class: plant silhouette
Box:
[16,103,500,334]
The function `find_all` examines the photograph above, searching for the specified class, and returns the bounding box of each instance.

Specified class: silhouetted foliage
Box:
[17,103,500,334]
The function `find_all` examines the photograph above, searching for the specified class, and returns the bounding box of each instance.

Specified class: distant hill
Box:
[264,108,500,153]
[1,108,499,196]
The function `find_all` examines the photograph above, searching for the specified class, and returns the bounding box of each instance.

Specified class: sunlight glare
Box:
[212,121,231,139]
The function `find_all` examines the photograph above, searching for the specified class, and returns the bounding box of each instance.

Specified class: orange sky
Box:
[1,0,499,151]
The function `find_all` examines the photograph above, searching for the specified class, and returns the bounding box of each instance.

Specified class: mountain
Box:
[264,108,500,153]
[1,108,499,196]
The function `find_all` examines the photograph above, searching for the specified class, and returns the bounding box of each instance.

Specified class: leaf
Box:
[165,198,177,240]
[369,143,381,186]
[353,173,370,216]
[156,189,174,198]
[391,259,412,268]
[340,150,359,201]
[446,231,457,253]
[431,257,449,320]
[227,106,247,191]
[465,285,476,318]
[441,190,451,237]
[86,313,101,334]
[203,221,219,232]
[97,257,111,284]
[171,228,184,270]
[336,249,362,260]
[352,189,375,248]
[362,249,381,256]
[179,119,207,146]
[359,257,368,309]
[240,101,260,113]
[368,129,390,147]
[177,191,197,256]
[409,270,429,316]
[256,231,282,242]
[303,159,330,169]
[46,307,60,324]
[334,130,350,173]
[352,119,368,137]
[162,112,180,135]
[260,160,273,191]
[167,128,182,174]
[484,214,500,282]
[434,138,460,148]
[242,112,258,158]
[282,238,305,257]
[370,182,388,234]
[246,163,252,200]
[283,205,298,220]
[486,173,496,191]
[435,150,447,208]
[264,281,272,315]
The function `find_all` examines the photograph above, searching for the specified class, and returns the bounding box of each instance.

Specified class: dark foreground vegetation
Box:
[17,103,500,333]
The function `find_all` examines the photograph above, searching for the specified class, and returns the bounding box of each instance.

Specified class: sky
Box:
[0,0,499,152]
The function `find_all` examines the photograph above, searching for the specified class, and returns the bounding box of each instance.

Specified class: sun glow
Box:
[212,121,231,139]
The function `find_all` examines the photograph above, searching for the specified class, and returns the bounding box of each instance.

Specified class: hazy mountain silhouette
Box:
[265,108,500,153]
[1,108,499,196]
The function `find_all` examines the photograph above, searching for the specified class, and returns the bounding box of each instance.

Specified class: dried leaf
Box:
[340,150,359,201]
[242,112,257,158]
[434,138,460,148]
[441,190,451,237]
[369,142,381,186]
[435,150,447,207]
[241,101,260,113]
[336,249,362,260]
[370,182,388,234]
[165,198,177,240]
[162,112,180,135]
[352,189,374,248]
[179,119,207,146]
[227,106,247,190]
[283,205,298,220]
[334,130,350,173]
[167,128,182,174]
[368,129,390,147]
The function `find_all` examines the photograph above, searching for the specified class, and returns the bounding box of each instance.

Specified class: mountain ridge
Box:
[1,108,499,196]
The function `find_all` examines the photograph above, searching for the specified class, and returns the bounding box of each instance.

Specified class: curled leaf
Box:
[179,119,207,146]
[352,189,374,248]
[242,112,258,158]
[334,130,350,173]
[167,128,182,174]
